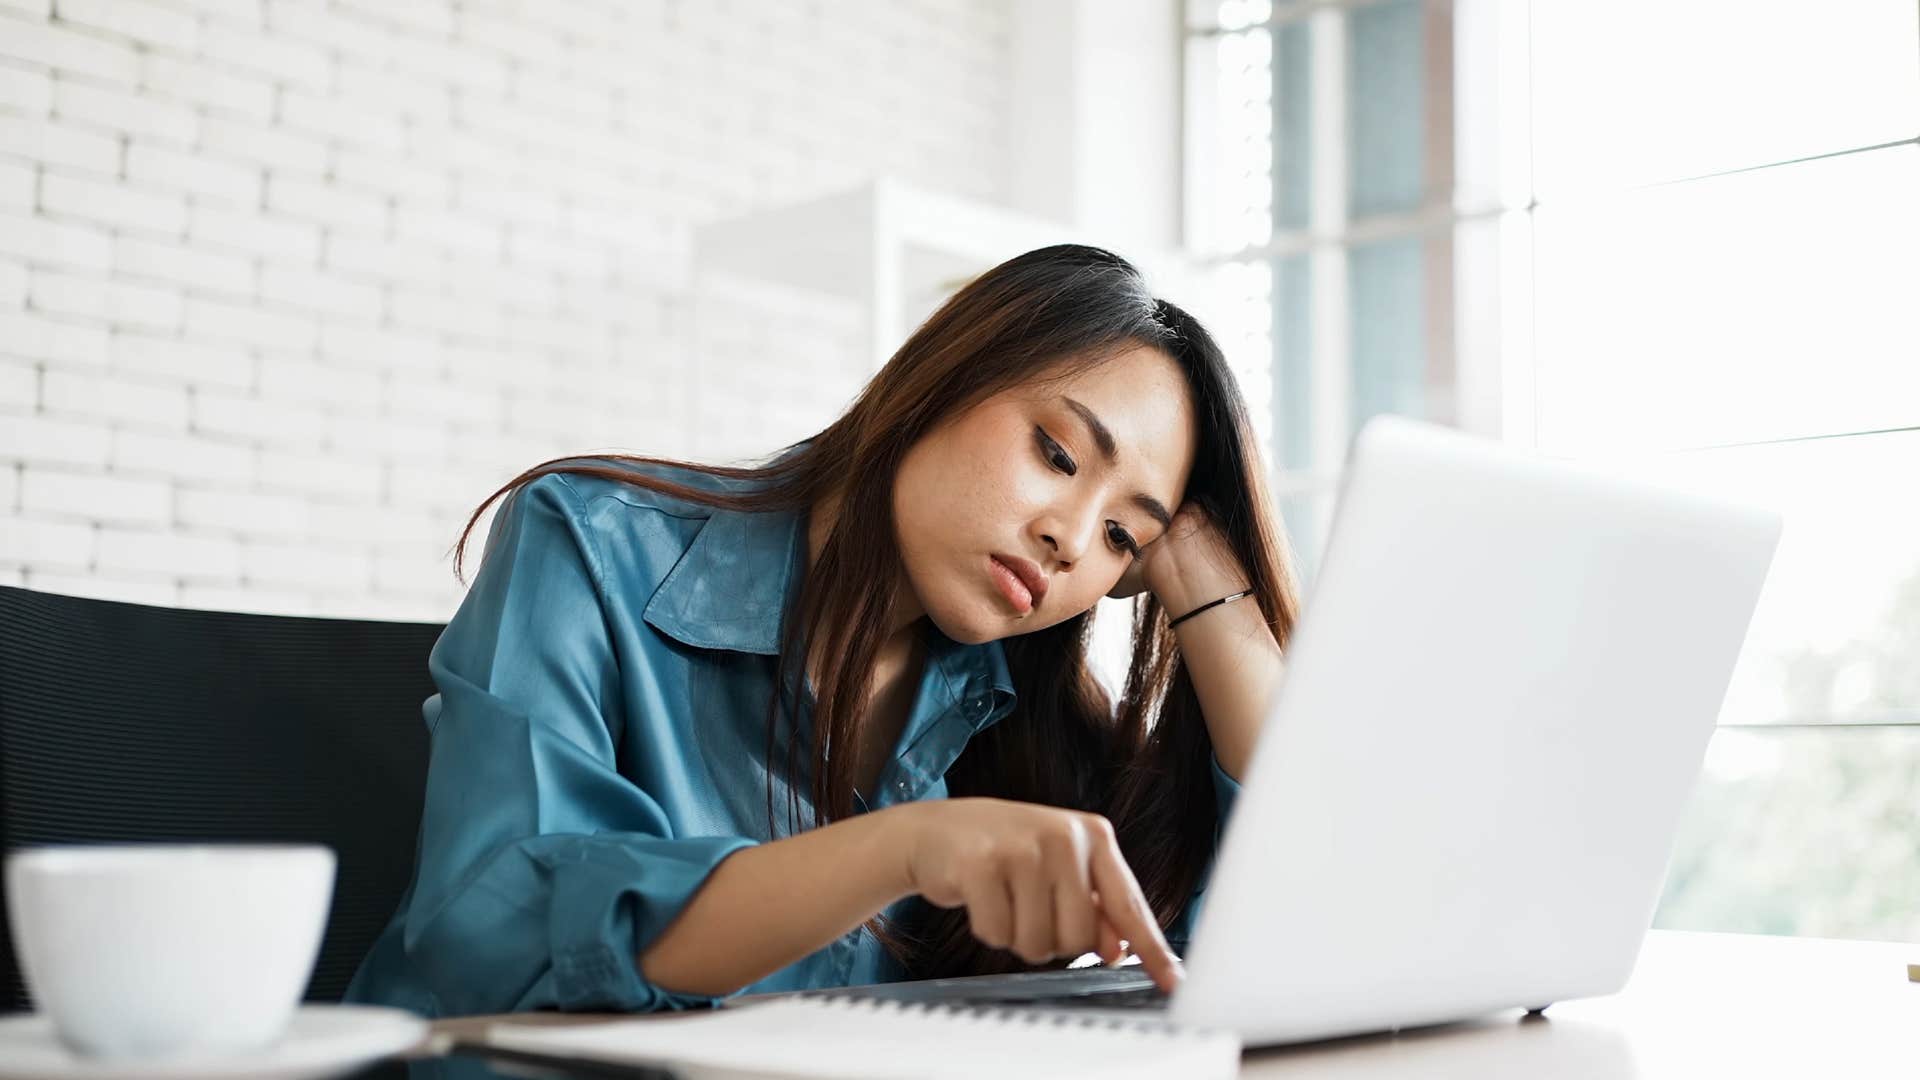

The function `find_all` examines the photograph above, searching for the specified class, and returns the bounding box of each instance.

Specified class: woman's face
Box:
[893,343,1197,644]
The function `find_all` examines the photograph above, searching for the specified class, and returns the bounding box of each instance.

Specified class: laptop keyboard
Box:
[746,963,1173,1012]
[953,984,1171,1011]
[1041,985,1171,1010]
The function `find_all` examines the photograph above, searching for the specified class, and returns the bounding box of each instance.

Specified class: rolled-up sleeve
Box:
[398,474,756,1016]
[1167,752,1243,952]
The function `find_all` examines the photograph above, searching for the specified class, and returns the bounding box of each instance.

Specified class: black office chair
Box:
[0,585,441,1013]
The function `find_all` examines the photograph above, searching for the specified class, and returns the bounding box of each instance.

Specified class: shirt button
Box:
[895,778,910,794]
[968,696,989,718]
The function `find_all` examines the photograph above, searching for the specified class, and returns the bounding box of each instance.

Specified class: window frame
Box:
[1182,0,1920,733]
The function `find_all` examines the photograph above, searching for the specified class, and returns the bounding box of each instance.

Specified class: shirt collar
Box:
[642,505,1018,719]
[924,624,1018,732]
[642,506,803,655]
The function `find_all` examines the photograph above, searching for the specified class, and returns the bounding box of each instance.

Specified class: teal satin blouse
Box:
[344,460,1240,1020]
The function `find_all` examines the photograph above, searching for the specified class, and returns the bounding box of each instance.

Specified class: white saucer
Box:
[0,1004,428,1080]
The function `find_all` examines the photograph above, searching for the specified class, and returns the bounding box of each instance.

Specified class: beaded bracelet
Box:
[1167,588,1256,629]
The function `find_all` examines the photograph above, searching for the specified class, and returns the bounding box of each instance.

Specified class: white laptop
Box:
[752,415,1783,1047]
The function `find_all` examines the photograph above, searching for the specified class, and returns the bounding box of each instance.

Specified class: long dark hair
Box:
[454,243,1301,979]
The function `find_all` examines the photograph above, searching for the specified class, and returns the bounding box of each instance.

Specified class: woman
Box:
[345,244,1298,1020]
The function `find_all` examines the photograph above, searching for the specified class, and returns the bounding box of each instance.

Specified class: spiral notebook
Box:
[479,996,1240,1080]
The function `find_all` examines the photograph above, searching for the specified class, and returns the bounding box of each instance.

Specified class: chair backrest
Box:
[0,585,440,1012]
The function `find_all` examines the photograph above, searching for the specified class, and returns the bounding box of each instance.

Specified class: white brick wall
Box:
[0,0,1010,619]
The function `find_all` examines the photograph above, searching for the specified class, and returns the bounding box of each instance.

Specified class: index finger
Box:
[1088,835,1184,993]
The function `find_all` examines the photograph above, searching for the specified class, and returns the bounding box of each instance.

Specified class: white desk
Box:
[425,930,1917,1077]
[1237,930,1917,1077]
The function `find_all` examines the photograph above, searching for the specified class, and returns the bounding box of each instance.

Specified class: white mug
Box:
[5,843,336,1059]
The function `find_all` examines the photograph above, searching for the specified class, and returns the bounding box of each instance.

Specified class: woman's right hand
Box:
[887,797,1184,993]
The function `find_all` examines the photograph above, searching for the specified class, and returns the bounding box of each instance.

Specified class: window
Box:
[1186,0,1920,942]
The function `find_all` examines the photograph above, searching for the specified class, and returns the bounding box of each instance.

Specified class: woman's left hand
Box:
[1106,502,1281,782]
[1106,503,1252,616]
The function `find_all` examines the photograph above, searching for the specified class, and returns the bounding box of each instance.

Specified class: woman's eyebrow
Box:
[1061,396,1173,529]
[1063,396,1117,461]
[1134,493,1174,530]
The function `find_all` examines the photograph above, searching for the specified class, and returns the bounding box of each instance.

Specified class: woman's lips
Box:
[988,555,1046,615]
